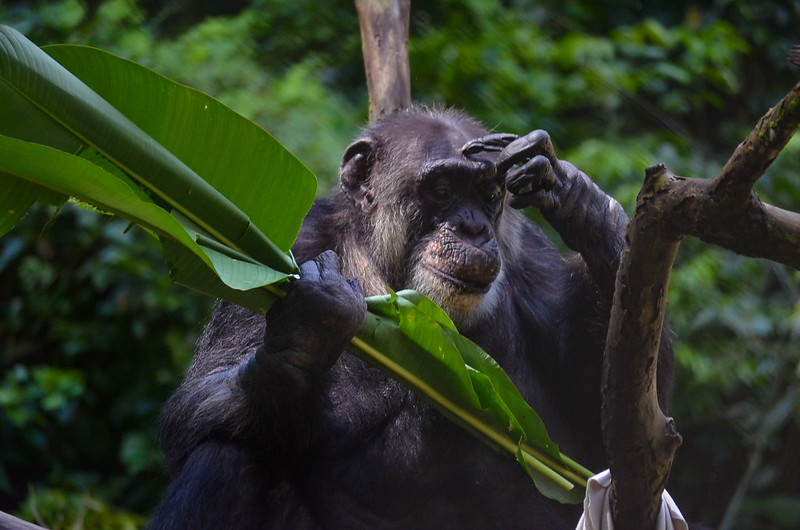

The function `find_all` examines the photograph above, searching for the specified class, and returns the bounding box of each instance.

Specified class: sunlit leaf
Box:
[43,44,316,254]
[0,24,310,274]
[0,134,291,306]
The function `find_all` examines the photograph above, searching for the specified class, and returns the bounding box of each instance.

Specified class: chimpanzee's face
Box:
[378,117,506,327]
[339,111,508,328]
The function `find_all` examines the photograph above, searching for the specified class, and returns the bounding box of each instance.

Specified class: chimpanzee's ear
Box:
[339,138,376,211]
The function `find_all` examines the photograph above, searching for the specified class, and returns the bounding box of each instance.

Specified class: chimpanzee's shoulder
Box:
[291,197,343,263]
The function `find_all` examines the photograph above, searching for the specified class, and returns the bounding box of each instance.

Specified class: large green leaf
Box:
[0,24,310,274]
[43,44,315,255]
[0,174,41,238]
[162,239,278,314]
[0,135,198,251]
[0,134,284,310]
[0,72,75,238]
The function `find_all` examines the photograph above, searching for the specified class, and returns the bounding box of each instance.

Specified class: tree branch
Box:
[714,80,800,204]
[690,194,800,269]
[625,172,800,270]
[355,0,411,122]
[603,68,800,529]
[602,165,684,530]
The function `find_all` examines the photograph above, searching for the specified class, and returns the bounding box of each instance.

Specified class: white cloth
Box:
[576,470,688,530]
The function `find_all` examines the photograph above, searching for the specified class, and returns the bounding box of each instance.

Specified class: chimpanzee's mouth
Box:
[423,264,492,294]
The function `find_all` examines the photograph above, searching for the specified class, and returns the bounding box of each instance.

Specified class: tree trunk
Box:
[355,0,411,122]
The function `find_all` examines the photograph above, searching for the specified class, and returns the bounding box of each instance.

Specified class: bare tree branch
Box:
[601,165,684,530]
[624,172,800,270]
[355,0,411,122]
[714,80,800,204]
[690,194,800,269]
[603,70,800,529]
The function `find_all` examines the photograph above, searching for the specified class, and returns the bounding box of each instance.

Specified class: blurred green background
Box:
[0,0,798,528]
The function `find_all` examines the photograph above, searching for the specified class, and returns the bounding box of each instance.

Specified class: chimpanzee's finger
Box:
[313,249,344,282]
[496,130,557,174]
[461,133,519,156]
[505,155,557,196]
[508,189,558,211]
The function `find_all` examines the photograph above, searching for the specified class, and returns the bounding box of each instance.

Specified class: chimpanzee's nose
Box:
[449,211,492,247]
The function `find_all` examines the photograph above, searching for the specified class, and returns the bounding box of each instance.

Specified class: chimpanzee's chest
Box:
[298,356,581,529]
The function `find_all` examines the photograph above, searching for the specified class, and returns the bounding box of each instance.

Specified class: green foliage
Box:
[16,486,146,530]
[0,203,214,516]
[0,24,317,309]
[668,242,800,527]
[1,0,799,527]
[0,365,85,428]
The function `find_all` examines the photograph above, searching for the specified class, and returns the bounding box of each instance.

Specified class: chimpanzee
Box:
[148,106,674,529]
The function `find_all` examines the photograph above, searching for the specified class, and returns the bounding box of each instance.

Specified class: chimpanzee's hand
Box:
[258,250,366,372]
[466,130,579,215]
[464,129,605,218]
[463,130,627,295]
[464,129,624,226]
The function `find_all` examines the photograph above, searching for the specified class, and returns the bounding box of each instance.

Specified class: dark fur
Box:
[149,107,674,529]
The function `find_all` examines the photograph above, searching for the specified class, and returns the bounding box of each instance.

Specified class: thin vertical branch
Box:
[355,0,411,122]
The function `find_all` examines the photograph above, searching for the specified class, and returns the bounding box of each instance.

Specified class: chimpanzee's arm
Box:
[158,250,366,474]
[465,132,675,417]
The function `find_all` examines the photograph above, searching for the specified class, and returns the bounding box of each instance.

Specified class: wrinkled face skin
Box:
[406,154,504,329]
[368,115,506,329]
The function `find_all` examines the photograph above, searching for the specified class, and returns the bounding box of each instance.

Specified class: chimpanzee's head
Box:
[338,107,514,328]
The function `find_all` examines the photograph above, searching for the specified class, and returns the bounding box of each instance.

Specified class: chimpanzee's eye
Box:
[482,184,503,206]
[433,188,448,200]
[430,182,451,202]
